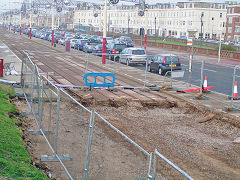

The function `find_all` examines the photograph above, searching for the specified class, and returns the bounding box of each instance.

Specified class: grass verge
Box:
[139,39,216,50]
[0,84,49,179]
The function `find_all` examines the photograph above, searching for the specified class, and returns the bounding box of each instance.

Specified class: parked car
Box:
[83,42,98,53]
[106,37,114,44]
[119,47,147,66]
[92,44,103,56]
[118,36,134,47]
[108,43,126,61]
[58,38,66,45]
[55,35,63,43]
[147,54,182,75]
[70,39,80,48]
[74,39,88,50]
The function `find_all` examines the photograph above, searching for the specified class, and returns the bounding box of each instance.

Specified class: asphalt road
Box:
[134,48,240,96]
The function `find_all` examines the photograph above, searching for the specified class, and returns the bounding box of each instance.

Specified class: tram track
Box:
[1,29,240,179]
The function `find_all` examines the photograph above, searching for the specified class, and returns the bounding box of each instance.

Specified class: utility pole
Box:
[128,16,130,34]
[200,12,204,47]
[155,17,156,42]
[29,0,32,39]
[51,0,55,46]
[99,7,101,36]
[144,0,148,52]
[102,0,107,64]
[20,9,22,35]
[218,33,222,63]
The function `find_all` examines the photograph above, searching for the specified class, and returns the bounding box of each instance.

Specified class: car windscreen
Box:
[132,50,145,55]
[81,40,88,44]
[165,56,179,64]
[115,44,126,50]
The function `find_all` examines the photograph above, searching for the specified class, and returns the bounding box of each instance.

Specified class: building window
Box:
[232,8,234,14]
[205,33,210,39]
[183,21,185,25]
[235,26,240,33]
[228,36,231,41]
[228,27,232,33]
[234,35,240,43]
[229,17,232,24]
[220,13,222,18]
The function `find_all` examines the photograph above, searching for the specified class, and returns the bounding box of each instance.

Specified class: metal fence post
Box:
[152,149,157,180]
[20,54,25,87]
[38,78,44,131]
[54,88,61,156]
[30,66,37,111]
[231,66,239,107]
[85,54,89,75]
[200,60,204,94]
[144,59,148,89]
[84,110,96,180]
[147,152,153,180]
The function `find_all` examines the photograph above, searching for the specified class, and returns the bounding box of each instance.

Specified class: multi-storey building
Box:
[225,5,240,43]
[73,0,228,39]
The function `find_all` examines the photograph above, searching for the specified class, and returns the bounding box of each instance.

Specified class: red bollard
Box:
[0,59,4,77]
[65,40,70,52]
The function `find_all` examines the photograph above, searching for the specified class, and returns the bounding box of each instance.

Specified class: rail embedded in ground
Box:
[20,51,195,179]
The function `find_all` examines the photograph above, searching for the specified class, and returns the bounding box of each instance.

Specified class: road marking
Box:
[203,69,217,72]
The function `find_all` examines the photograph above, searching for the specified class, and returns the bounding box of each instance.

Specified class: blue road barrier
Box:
[83,72,116,88]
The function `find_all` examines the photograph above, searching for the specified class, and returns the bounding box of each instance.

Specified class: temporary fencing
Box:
[20,51,160,179]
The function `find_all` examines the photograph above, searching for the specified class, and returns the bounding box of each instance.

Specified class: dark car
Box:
[92,44,103,56]
[92,44,110,56]
[147,54,182,75]
[108,43,126,61]
[83,42,98,53]
[74,39,88,50]
[119,36,134,47]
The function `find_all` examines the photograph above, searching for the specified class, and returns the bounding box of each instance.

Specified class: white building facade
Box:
[73,1,228,39]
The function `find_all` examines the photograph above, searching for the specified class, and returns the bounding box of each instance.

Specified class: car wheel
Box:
[147,65,151,72]
[115,56,119,62]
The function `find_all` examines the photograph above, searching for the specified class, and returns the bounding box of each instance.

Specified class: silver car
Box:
[119,48,147,66]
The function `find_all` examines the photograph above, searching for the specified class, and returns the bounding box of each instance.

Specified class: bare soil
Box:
[14,89,240,180]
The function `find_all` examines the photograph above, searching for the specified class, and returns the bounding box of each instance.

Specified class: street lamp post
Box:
[20,10,22,35]
[200,12,204,47]
[218,33,222,63]
[128,16,130,34]
[155,17,156,42]
[102,0,107,64]
[29,0,32,39]
[144,1,148,51]
[51,0,55,46]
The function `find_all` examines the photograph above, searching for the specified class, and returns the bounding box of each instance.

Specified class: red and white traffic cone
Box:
[203,76,207,89]
[233,81,239,100]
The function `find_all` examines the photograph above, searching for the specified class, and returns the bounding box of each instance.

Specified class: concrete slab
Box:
[0,40,22,83]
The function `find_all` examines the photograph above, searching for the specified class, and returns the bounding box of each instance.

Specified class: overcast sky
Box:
[0,0,238,13]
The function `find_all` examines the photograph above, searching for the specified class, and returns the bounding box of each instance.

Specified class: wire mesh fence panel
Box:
[85,112,150,180]
[22,58,35,105]
[153,150,193,180]
[53,89,92,179]
[40,79,58,149]
[30,72,41,127]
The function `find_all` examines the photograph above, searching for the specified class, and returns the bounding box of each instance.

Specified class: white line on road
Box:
[203,69,217,72]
